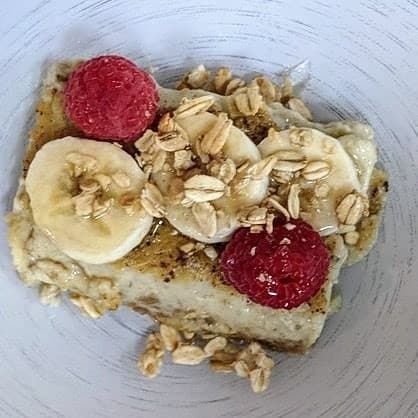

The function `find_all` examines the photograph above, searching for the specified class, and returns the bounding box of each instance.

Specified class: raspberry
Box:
[220,219,330,309]
[64,55,159,142]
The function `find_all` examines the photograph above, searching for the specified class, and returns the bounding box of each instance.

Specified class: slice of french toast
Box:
[6,61,388,353]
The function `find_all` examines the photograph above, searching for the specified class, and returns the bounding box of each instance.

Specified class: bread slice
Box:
[6,61,388,353]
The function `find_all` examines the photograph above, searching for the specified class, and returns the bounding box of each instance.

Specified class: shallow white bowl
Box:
[1,1,417,417]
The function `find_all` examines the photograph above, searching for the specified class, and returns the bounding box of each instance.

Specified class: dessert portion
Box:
[6,56,388,392]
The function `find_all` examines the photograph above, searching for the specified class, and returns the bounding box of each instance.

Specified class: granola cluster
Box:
[29,63,378,395]
[138,324,275,393]
[66,151,141,220]
[133,94,280,240]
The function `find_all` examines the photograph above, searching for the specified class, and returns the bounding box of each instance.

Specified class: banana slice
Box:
[26,137,153,264]
[152,111,270,243]
[337,134,377,194]
[258,128,362,235]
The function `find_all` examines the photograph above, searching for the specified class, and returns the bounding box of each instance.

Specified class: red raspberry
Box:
[220,219,330,309]
[64,55,159,142]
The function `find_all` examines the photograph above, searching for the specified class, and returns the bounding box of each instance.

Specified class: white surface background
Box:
[1,1,418,417]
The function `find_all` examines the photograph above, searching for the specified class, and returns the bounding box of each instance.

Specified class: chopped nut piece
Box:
[302,160,331,181]
[184,175,226,202]
[250,368,271,393]
[174,150,195,171]
[204,337,228,356]
[288,184,301,219]
[195,136,210,164]
[247,207,268,224]
[172,344,207,365]
[275,150,305,162]
[158,113,177,134]
[255,352,275,370]
[236,342,265,372]
[266,197,290,221]
[253,76,276,103]
[203,245,218,260]
[234,360,250,378]
[183,64,210,89]
[239,206,267,226]
[201,113,232,155]
[73,189,113,220]
[217,158,236,184]
[213,68,246,95]
[230,84,263,116]
[336,192,366,225]
[247,155,278,180]
[174,96,214,119]
[275,160,307,173]
[141,183,166,218]
[272,170,294,184]
[225,78,246,95]
[182,331,195,340]
[214,67,232,93]
[344,231,360,245]
[138,333,165,378]
[160,324,182,352]
[180,242,195,254]
[266,213,275,234]
[135,130,156,153]
[157,132,189,152]
[69,294,101,319]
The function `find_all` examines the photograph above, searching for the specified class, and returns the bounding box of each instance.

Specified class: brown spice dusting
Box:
[233,109,277,145]
[114,220,228,289]
[24,89,82,173]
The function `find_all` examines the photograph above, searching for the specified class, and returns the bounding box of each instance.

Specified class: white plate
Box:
[1,1,417,417]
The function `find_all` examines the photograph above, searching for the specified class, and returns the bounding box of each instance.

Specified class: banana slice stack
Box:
[150,97,273,243]
[258,127,373,235]
[25,91,377,264]
[26,137,153,264]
